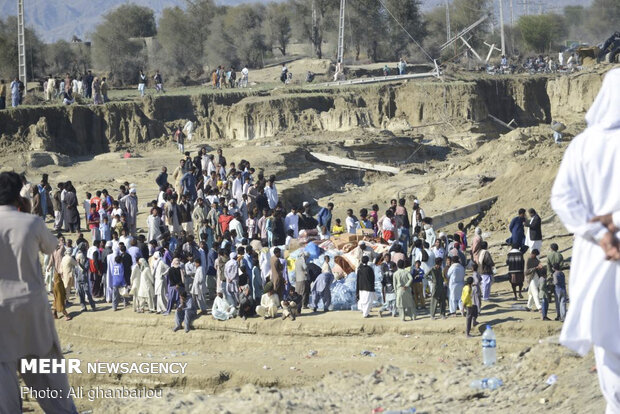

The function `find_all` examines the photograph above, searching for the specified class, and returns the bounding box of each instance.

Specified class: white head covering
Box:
[129,188,137,194]
[229,252,237,259]
[475,227,482,235]
[153,251,161,260]
[585,68,620,131]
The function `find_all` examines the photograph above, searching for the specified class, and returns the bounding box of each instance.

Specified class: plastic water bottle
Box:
[469,377,503,390]
[482,325,497,366]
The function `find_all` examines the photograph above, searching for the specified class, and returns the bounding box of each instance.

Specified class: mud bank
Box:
[0,71,603,155]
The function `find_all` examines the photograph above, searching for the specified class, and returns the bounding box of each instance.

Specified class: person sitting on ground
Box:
[238,284,255,320]
[212,291,235,321]
[256,282,279,319]
[281,286,301,321]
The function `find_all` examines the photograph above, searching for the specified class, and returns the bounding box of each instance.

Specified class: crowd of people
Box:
[211,65,249,89]
[16,145,568,337]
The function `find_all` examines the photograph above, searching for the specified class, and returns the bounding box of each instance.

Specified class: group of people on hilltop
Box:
[0,77,25,108]
[42,70,109,105]
[137,69,166,96]
[211,65,249,89]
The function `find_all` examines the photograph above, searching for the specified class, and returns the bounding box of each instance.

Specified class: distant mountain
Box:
[0,0,270,43]
[0,0,593,43]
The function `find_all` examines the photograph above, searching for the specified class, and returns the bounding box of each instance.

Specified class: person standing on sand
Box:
[356,256,375,318]
[428,258,446,319]
[477,241,494,300]
[508,208,527,251]
[394,259,415,321]
[0,172,78,413]
[506,244,525,300]
[550,68,620,414]
[447,256,465,316]
[524,208,542,252]
[461,277,478,337]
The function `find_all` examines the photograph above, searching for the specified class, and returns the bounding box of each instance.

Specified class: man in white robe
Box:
[120,188,139,236]
[137,258,155,312]
[264,179,278,210]
[212,292,235,320]
[551,68,620,414]
[285,207,300,238]
[152,251,169,313]
[190,258,207,313]
[225,252,240,306]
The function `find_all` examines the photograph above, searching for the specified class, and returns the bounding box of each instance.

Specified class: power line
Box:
[375,0,434,63]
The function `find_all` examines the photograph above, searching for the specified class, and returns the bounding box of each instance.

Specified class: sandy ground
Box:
[3,124,604,413]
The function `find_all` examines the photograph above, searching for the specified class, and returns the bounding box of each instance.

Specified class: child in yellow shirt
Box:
[331,218,345,235]
[461,277,478,337]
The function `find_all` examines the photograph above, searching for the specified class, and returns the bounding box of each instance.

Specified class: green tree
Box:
[113,4,157,38]
[585,0,620,41]
[0,16,45,80]
[266,3,292,56]
[91,6,152,85]
[517,14,566,53]
[185,0,216,60]
[383,0,427,60]
[292,0,338,59]
[207,5,268,68]
[44,40,77,75]
[157,7,202,75]
[348,0,385,61]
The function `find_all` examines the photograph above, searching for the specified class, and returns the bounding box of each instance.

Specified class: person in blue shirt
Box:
[508,208,526,251]
[111,255,127,311]
[316,202,334,232]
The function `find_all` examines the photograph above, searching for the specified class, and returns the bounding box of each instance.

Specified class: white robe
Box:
[212,296,234,320]
[147,215,162,242]
[152,259,169,313]
[264,185,278,209]
[190,266,206,297]
[285,212,299,238]
[551,68,620,357]
[137,264,155,311]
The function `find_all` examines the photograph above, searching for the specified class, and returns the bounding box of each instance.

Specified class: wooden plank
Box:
[488,114,515,130]
[309,152,400,174]
[432,196,498,230]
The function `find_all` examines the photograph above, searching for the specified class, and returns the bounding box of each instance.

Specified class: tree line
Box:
[0,0,617,86]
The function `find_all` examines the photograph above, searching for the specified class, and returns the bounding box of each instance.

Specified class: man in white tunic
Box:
[212,292,235,320]
[550,68,620,414]
[120,188,139,236]
[190,258,208,313]
[0,172,78,413]
[136,258,155,312]
[152,251,169,313]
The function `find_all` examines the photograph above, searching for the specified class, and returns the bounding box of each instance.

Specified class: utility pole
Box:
[445,0,451,42]
[509,0,514,55]
[336,0,345,63]
[17,0,27,95]
[499,0,506,56]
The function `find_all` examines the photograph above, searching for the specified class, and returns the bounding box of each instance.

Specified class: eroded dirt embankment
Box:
[0,71,603,155]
